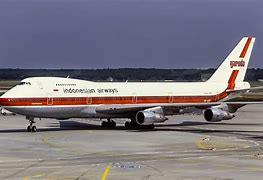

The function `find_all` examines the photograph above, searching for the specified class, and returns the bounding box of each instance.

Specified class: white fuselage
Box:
[0,76,248,119]
[0,37,255,129]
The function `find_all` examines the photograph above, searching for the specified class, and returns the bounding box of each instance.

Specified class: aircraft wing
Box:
[247,86,263,91]
[95,101,263,116]
[227,86,263,93]
[95,102,222,116]
[226,101,263,105]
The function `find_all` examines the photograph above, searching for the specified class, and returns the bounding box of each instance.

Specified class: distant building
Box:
[106,76,114,82]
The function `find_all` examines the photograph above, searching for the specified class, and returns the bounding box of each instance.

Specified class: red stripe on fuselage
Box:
[227,70,239,90]
[239,37,252,58]
[1,73,242,107]
[0,92,229,107]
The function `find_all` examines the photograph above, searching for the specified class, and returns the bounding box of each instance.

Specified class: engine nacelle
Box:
[204,108,235,122]
[136,107,167,125]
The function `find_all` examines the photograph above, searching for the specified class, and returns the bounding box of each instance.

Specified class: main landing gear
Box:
[125,121,139,129]
[125,119,154,130]
[26,116,37,132]
[101,118,116,128]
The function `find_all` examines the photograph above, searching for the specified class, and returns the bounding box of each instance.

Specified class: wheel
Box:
[31,126,37,132]
[2,112,6,116]
[111,121,116,127]
[101,121,107,127]
[125,121,139,129]
[27,126,32,132]
[125,122,131,128]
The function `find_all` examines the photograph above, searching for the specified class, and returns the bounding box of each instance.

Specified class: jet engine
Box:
[136,106,167,125]
[204,108,235,122]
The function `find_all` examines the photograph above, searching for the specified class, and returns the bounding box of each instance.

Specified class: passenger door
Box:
[47,94,53,106]
[86,97,92,104]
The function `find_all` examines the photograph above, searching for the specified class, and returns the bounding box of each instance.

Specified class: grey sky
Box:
[0,0,262,69]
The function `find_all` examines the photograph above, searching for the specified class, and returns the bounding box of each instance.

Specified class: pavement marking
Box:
[23,174,45,180]
[194,132,260,152]
[41,136,63,148]
[0,159,43,163]
[101,165,111,180]
[41,137,49,144]
[196,137,215,151]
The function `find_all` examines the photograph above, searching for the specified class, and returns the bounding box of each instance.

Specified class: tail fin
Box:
[208,37,255,83]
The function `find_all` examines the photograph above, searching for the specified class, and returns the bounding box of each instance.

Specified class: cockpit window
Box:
[18,82,31,85]
[18,82,25,85]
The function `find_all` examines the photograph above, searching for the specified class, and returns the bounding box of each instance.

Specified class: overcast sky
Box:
[0,0,262,69]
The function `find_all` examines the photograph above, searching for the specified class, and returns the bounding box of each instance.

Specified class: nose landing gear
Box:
[26,116,37,132]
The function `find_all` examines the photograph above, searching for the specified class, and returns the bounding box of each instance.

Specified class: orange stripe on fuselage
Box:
[227,70,239,90]
[2,72,243,107]
[0,92,229,107]
[1,72,241,107]
[239,37,252,58]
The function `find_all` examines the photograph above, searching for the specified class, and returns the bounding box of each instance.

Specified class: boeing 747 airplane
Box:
[0,37,257,132]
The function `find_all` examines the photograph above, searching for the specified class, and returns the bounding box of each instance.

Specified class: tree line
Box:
[0,68,262,82]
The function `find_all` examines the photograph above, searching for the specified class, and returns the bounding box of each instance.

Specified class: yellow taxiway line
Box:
[101,165,111,180]
[24,174,45,180]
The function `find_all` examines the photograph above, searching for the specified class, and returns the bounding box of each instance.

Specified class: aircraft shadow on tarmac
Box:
[154,121,263,139]
[0,121,127,133]
[1,120,263,139]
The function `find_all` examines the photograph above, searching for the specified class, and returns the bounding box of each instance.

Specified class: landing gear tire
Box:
[27,126,31,132]
[101,119,116,128]
[124,121,139,129]
[27,125,37,132]
[125,121,136,129]
[111,121,116,127]
[32,126,37,132]
[26,116,37,133]
[124,121,131,128]
[101,121,107,127]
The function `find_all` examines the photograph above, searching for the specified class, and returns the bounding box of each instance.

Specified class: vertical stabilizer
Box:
[208,37,255,83]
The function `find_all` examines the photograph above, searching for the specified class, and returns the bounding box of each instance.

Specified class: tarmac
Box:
[0,105,263,179]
